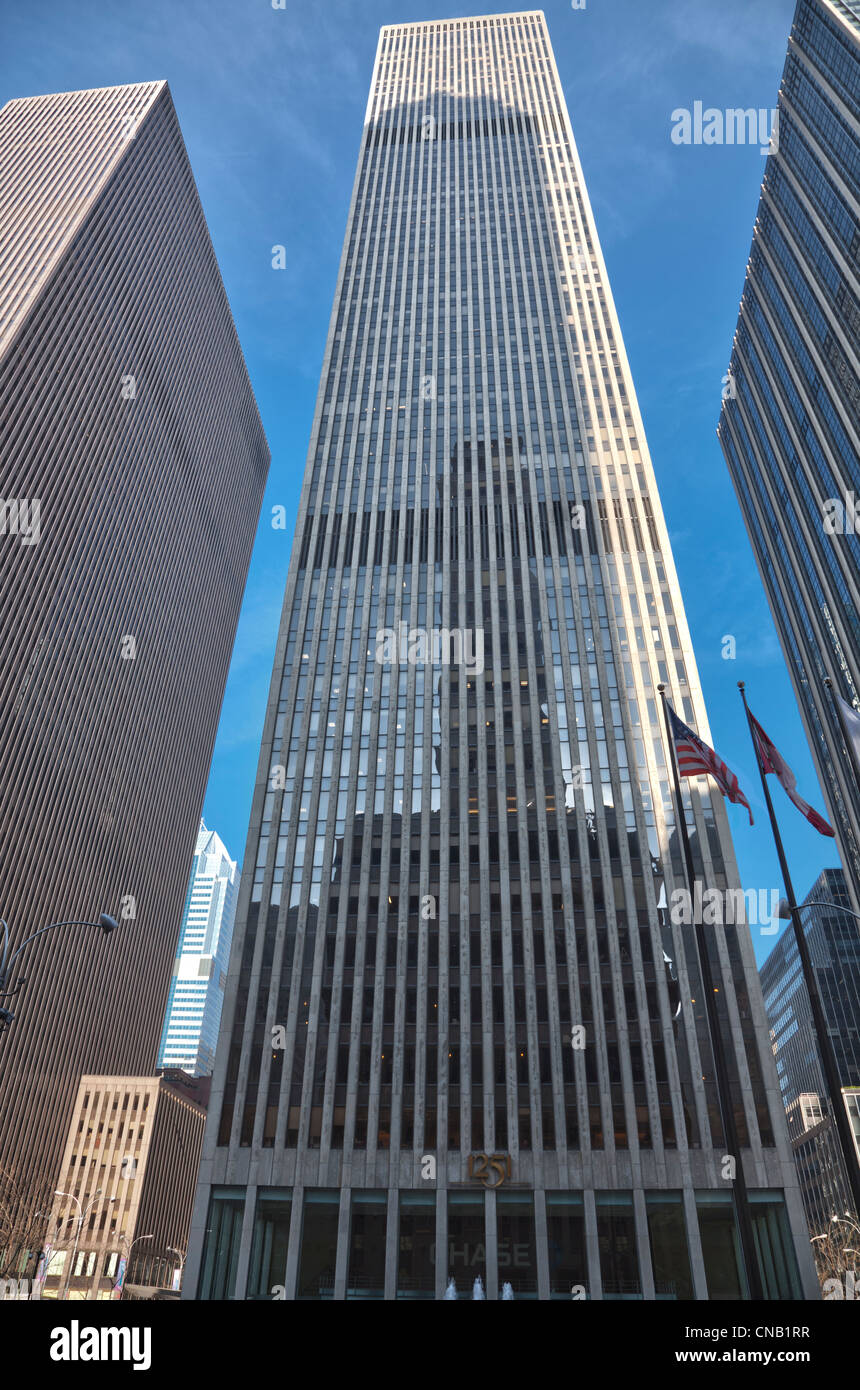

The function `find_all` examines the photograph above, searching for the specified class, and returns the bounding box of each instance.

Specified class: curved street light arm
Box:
[0,915,119,996]
[780,897,860,926]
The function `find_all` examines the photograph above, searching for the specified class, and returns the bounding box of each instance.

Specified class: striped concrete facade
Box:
[187,12,816,1300]
[0,83,269,1186]
[44,1074,206,1299]
[718,0,860,913]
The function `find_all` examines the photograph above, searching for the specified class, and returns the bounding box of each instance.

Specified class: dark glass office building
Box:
[718,0,860,913]
[0,82,269,1187]
[760,868,860,1228]
[187,11,815,1300]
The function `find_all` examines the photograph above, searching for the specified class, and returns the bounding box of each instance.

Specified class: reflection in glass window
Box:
[198,1187,245,1300]
[397,1192,436,1300]
[446,1192,486,1295]
[546,1191,588,1299]
[696,1191,744,1299]
[750,1191,802,1299]
[297,1189,339,1300]
[347,1190,387,1299]
[645,1192,693,1299]
[596,1191,641,1298]
[496,1191,538,1298]
[247,1189,292,1299]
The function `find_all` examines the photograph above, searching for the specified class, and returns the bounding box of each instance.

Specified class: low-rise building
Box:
[42,1074,206,1299]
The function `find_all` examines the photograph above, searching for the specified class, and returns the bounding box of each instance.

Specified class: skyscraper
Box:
[158,822,239,1077]
[718,0,860,912]
[761,869,860,1114]
[187,11,815,1301]
[0,82,269,1186]
[760,868,860,1229]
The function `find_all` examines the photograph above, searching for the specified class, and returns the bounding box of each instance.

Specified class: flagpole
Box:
[738,680,860,1219]
[823,676,860,791]
[658,684,764,1300]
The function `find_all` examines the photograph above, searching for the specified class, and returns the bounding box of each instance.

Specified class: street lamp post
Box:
[167,1245,187,1293]
[780,898,860,926]
[55,1190,86,1301]
[830,1213,860,1238]
[31,1211,64,1295]
[0,914,119,1032]
[54,1190,116,1300]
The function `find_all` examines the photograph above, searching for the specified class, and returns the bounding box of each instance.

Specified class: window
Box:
[198,1188,245,1300]
[397,1192,435,1299]
[296,1190,339,1300]
[546,1192,588,1298]
[596,1191,641,1298]
[347,1191,387,1299]
[247,1189,292,1299]
[496,1192,538,1299]
[646,1192,694,1299]
[695,1191,743,1299]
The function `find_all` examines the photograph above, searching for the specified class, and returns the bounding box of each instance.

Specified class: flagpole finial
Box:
[737,681,745,691]
[657,683,665,693]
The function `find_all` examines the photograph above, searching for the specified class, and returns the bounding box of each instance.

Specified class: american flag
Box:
[749,711,834,837]
[667,703,754,825]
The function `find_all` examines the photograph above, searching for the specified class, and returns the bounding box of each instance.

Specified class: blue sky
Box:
[0,0,840,965]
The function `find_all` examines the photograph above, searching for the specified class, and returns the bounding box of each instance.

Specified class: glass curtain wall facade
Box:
[760,868,860,1228]
[717,0,860,914]
[187,10,815,1300]
[761,869,860,1115]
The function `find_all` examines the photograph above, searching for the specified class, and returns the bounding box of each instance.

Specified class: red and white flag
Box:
[749,712,835,837]
[835,694,860,780]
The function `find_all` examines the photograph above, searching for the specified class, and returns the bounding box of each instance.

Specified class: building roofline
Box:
[379,10,546,32]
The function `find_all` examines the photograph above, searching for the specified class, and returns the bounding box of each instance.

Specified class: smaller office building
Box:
[43,1074,206,1299]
